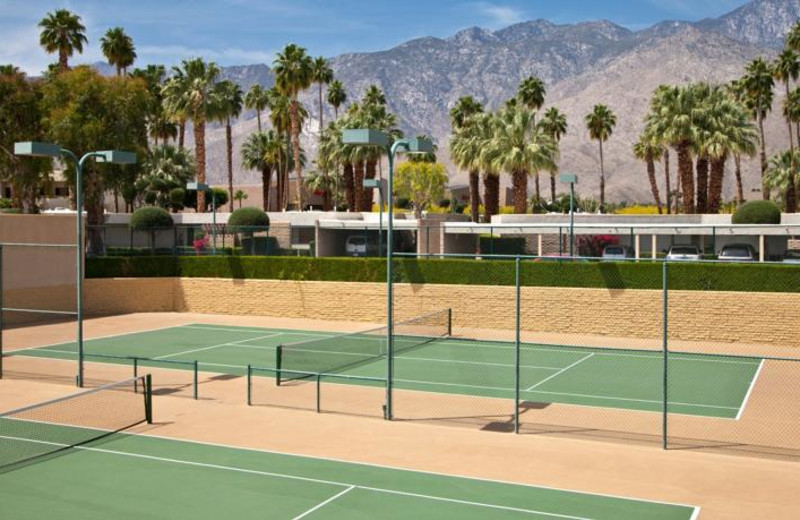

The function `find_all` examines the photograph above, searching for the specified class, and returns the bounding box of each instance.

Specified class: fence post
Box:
[275,346,283,386]
[662,259,669,450]
[133,357,139,393]
[316,373,321,413]
[193,360,199,400]
[514,256,521,434]
[144,374,153,424]
[246,365,252,406]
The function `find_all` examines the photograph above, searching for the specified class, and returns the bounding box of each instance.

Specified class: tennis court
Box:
[0,380,698,520]
[7,320,762,420]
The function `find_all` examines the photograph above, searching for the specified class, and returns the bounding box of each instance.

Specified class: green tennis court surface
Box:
[9,323,762,419]
[0,425,698,519]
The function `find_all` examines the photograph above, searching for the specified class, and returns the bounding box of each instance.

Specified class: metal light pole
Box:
[187,182,216,255]
[363,178,383,257]
[342,130,434,420]
[559,173,578,258]
[14,143,136,387]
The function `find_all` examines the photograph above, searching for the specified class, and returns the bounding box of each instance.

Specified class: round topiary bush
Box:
[732,200,781,224]
[130,206,173,230]
[228,207,270,229]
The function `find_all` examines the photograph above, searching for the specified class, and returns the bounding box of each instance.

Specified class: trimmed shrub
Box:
[732,200,781,224]
[130,206,173,230]
[228,207,270,228]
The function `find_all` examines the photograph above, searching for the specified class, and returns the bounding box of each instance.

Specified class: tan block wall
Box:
[81,277,800,348]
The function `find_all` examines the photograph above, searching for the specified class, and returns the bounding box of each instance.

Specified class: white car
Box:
[666,245,701,261]
[601,245,632,260]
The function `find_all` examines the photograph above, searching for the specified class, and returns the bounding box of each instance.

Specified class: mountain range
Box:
[173,0,800,203]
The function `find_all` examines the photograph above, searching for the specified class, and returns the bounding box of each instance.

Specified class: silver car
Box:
[718,243,757,262]
[601,245,632,260]
[666,245,701,261]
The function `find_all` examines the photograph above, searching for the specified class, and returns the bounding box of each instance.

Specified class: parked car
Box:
[344,235,385,257]
[718,244,757,262]
[601,245,632,260]
[783,249,800,264]
[666,245,701,261]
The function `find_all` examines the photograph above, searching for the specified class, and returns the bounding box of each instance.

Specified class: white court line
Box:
[735,359,766,421]
[181,324,338,338]
[153,334,281,360]
[526,354,595,392]
[397,355,561,371]
[4,324,185,355]
[291,486,355,520]
[0,436,596,520]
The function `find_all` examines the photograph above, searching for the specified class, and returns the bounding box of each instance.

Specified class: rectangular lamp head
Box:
[186,182,210,192]
[14,141,62,158]
[407,137,434,154]
[342,129,392,148]
[363,179,381,189]
[559,173,578,184]
[97,150,137,165]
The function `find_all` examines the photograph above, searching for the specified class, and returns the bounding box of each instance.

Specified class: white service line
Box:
[153,333,282,360]
[5,324,185,354]
[735,358,766,421]
[290,486,356,520]
[526,353,595,392]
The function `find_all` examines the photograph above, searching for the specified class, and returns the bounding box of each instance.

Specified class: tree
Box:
[311,57,333,134]
[774,49,800,211]
[357,97,402,211]
[449,96,484,222]
[38,9,87,72]
[633,134,664,214]
[317,121,347,211]
[273,44,313,209]
[765,150,800,210]
[327,80,347,120]
[161,71,189,148]
[241,130,282,212]
[486,104,556,214]
[137,144,197,211]
[517,76,546,111]
[538,107,568,202]
[164,58,221,212]
[395,161,448,219]
[100,27,136,76]
[267,86,306,210]
[244,84,270,132]
[210,80,243,211]
[131,65,175,149]
[41,66,150,253]
[742,58,775,199]
[234,190,248,208]
[363,84,386,106]
[585,104,616,211]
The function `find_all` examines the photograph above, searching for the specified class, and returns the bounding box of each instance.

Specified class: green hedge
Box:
[85,256,800,293]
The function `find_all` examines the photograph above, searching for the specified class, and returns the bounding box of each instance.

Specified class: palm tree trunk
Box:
[734,153,744,205]
[534,172,540,202]
[276,165,284,211]
[290,99,304,209]
[59,51,68,72]
[677,143,694,214]
[363,159,377,212]
[226,121,234,212]
[758,112,769,200]
[483,173,499,221]
[663,149,671,215]
[550,171,556,203]
[178,121,185,149]
[262,167,272,212]
[318,83,324,134]
[695,156,709,214]
[256,111,262,133]
[786,83,797,213]
[646,155,663,214]
[344,162,355,211]
[195,117,207,212]
[469,170,480,223]
[354,161,365,212]
[512,171,528,214]
[599,140,606,211]
[708,156,726,214]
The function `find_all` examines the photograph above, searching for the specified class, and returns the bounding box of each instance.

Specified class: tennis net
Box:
[277,309,452,384]
[0,375,151,470]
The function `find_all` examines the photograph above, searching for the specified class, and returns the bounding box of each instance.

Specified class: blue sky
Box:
[1,0,749,74]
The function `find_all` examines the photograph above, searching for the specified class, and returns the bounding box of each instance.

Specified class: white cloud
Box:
[137,45,275,66]
[475,2,525,28]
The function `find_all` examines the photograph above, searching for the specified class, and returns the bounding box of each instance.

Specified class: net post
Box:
[514,257,521,434]
[133,357,139,393]
[193,360,199,400]
[446,308,452,337]
[662,259,669,450]
[275,346,283,386]
[145,374,153,424]
[316,373,321,413]
[246,365,252,406]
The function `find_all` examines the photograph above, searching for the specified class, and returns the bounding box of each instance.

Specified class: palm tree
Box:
[633,135,664,214]
[327,80,347,120]
[766,150,800,209]
[517,76,546,111]
[161,71,189,148]
[449,96,484,222]
[273,44,314,210]
[317,122,345,211]
[774,49,800,211]
[786,21,800,54]
[38,9,87,72]
[585,104,616,211]
[486,105,556,214]
[244,84,270,132]
[538,107,568,202]
[233,190,248,208]
[211,80,244,211]
[311,57,334,134]
[358,100,401,211]
[100,27,136,76]
[742,58,775,199]
[363,85,386,106]
[164,58,221,212]
[242,130,282,212]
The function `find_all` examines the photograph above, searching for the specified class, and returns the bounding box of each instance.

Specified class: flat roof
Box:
[443,222,800,236]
